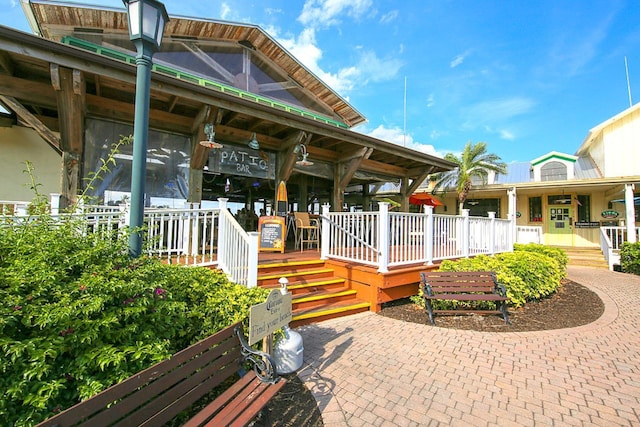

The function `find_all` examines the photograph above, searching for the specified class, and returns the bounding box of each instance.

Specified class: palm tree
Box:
[431,141,507,212]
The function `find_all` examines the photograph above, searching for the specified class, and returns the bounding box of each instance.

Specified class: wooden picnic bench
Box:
[36,321,286,427]
[420,271,511,325]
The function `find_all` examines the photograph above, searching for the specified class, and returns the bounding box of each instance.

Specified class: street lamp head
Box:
[122,0,169,52]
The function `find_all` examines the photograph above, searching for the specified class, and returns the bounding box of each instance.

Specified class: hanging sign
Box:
[601,210,619,219]
[248,289,292,345]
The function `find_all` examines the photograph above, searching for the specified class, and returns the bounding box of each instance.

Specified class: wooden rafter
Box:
[0,95,61,153]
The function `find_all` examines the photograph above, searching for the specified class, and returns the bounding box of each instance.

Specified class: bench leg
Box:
[499,301,511,325]
[424,299,436,325]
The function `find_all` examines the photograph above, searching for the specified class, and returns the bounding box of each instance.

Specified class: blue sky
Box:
[2,0,640,163]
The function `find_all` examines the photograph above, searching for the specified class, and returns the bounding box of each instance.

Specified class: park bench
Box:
[37,321,286,427]
[420,271,511,325]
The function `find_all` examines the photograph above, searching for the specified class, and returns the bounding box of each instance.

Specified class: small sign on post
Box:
[248,289,292,345]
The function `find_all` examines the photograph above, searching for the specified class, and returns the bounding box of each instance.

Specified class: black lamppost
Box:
[122,0,169,257]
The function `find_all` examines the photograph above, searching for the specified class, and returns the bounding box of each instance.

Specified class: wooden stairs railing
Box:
[257,258,370,327]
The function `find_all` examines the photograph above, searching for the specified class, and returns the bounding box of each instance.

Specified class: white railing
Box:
[516,225,543,244]
[599,226,640,270]
[215,201,258,288]
[321,204,514,272]
[321,210,380,267]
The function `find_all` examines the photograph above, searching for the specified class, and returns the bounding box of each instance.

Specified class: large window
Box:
[83,119,191,207]
[577,195,591,221]
[463,199,500,217]
[529,197,542,222]
[541,161,567,181]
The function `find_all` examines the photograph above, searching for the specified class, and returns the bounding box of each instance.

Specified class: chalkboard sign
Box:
[258,216,286,253]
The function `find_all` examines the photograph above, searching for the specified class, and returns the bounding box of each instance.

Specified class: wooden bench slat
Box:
[220,379,287,427]
[420,271,511,326]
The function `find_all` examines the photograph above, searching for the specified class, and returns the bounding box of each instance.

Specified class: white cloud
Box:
[220,2,232,20]
[450,50,471,68]
[499,129,515,140]
[380,10,398,24]
[274,27,400,93]
[466,97,535,123]
[358,124,443,157]
[299,0,373,28]
[426,94,435,108]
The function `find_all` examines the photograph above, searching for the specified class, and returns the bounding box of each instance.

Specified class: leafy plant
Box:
[620,242,640,275]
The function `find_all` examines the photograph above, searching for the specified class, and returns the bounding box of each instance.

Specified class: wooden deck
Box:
[257,248,441,312]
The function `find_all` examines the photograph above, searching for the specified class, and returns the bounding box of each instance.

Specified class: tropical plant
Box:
[431,141,507,212]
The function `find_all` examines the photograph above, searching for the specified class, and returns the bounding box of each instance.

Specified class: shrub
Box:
[620,242,640,275]
[514,243,568,277]
[0,214,268,426]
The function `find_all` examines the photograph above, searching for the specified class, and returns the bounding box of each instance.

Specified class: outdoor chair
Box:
[294,212,320,251]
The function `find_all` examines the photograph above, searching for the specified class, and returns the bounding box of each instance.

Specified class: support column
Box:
[625,183,636,243]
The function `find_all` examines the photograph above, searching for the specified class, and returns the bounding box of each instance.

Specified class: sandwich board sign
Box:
[248,289,292,345]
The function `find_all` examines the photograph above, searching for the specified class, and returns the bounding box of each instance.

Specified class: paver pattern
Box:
[296,266,640,426]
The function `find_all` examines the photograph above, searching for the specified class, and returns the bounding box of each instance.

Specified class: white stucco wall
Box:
[0,126,61,201]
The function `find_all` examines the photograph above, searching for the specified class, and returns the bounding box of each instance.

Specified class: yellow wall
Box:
[0,126,61,201]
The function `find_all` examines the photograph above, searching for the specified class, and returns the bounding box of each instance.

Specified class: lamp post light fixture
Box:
[294,143,313,166]
[122,0,169,257]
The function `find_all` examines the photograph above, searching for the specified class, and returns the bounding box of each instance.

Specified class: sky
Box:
[2,0,640,164]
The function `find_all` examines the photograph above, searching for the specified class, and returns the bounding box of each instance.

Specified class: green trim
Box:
[531,152,577,166]
[61,36,350,129]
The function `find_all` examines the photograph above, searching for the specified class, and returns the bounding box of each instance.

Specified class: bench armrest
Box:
[234,326,279,384]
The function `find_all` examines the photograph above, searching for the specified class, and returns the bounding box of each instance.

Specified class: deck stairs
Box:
[257,258,370,327]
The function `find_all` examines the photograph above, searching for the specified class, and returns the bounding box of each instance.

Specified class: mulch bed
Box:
[261,279,605,425]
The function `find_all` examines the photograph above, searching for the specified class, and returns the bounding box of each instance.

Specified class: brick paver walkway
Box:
[296,266,640,426]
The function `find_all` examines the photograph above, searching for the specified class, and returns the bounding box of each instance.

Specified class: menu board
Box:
[258,216,286,253]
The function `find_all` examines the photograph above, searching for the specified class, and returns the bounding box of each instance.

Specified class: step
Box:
[257,259,325,275]
[291,299,371,328]
[258,268,336,286]
[260,277,347,296]
[292,288,357,310]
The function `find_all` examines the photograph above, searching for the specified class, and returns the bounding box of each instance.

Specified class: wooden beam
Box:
[406,170,432,195]
[339,147,373,189]
[51,64,85,153]
[0,95,60,153]
[0,74,57,109]
[277,131,306,182]
[0,51,14,75]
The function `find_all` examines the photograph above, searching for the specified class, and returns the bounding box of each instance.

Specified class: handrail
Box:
[318,214,380,253]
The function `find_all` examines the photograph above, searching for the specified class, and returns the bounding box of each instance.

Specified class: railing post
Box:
[49,193,61,216]
[424,205,434,265]
[488,211,496,255]
[321,204,330,260]
[625,183,637,243]
[378,202,389,273]
[247,231,259,288]
[189,203,200,257]
[217,198,229,271]
[462,209,470,258]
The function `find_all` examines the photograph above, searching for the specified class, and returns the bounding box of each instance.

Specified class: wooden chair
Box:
[294,212,320,251]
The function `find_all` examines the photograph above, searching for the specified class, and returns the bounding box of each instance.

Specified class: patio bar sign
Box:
[248,289,292,345]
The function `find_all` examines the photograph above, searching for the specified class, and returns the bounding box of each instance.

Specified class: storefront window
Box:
[83,118,190,207]
[577,195,591,221]
[529,197,542,222]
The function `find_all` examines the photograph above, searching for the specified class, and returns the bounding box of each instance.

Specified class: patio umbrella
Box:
[409,193,443,206]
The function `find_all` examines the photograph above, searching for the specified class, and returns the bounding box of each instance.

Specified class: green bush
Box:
[412,247,565,310]
[620,242,640,275]
[0,215,268,426]
[513,243,568,277]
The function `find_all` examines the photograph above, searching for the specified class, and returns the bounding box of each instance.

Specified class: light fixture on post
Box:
[123,0,169,258]
[199,123,223,149]
[294,143,313,166]
[248,132,260,150]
